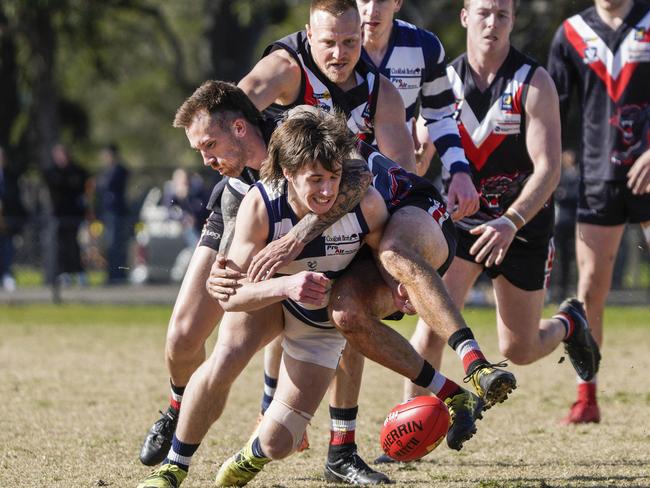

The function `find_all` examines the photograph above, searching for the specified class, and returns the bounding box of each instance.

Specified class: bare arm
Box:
[469,67,561,267]
[218,185,244,254]
[238,50,302,110]
[373,76,416,172]
[247,157,372,281]
[213,188,330,311]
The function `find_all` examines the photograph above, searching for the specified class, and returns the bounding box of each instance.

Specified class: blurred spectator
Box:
[96,143,130,284]
[43,143,90,286]
[163,168,208,248]
[0,146,26,291]
[552,149,579,301]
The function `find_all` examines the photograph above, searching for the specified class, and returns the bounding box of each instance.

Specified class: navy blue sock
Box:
[261,373,277,414]
[164,434,200,471]
[251,436,268,459]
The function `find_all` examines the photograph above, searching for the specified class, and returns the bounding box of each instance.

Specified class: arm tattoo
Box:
[218,186,244,254]
[290,158,372,244]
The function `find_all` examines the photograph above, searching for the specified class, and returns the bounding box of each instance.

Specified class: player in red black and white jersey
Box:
[548,0,650,424]
[380,0,602,433]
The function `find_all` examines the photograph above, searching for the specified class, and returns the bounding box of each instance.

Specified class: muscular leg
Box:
[330,343,365,409]
[379,207,462,340]
[331,256,487,453]
[258,354,336,459]
[140,245,225,466]
[492,277,564,364]
[175,306,284,444]
[575,223,626,347]
[166,245,224,387]
[403,257,484,400]
[330,256,425,379]
[562,222,625,424]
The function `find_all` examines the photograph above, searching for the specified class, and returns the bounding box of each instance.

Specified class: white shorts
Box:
[281,305,347,370]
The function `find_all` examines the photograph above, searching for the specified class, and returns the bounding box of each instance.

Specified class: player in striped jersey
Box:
[548,0,650,424]
[137,81,373,468]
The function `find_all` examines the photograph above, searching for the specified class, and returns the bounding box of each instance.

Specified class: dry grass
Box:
[1,305,649,488]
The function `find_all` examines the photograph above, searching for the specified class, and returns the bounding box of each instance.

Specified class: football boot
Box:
[324,448,392,485]
[557,298,601,381]
[140,407,178,466]
[136,464,187,488]
[466,361,517,409]
[444,389,484,451]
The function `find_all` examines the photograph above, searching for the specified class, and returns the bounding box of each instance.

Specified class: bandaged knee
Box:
[264,399,313,451]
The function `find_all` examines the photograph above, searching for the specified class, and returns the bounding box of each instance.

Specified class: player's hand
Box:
[447,171,479,221]
[282,271,331,306]
[627,150,650,195]
[392,282,416,315]
[248,232,305,282]
[206,253,244,301]
[469,216,517,267]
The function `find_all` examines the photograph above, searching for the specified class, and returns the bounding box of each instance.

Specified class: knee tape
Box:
[264,399,312,451]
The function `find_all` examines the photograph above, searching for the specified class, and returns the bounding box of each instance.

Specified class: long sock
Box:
[577,377,597,404]
[169,381,185,413]
[328,406,358,460]
[164,434,199,471]
[411,361,462,402]
[261,373,277,414]
[448,328,488,375]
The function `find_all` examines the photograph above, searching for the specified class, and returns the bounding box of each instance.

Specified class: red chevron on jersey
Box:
[447,63,530,171]
[564,11,650,101]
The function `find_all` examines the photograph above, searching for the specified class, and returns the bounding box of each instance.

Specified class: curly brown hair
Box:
[261,109,356,186]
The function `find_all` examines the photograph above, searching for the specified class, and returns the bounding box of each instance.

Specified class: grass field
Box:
[1,305,649,488]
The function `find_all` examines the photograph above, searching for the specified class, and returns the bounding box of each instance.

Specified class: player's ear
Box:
[282,167,292,181]
[306,23,312,44]
[232,118,246,138]
[394,0,403,13]
[460,8,469,28]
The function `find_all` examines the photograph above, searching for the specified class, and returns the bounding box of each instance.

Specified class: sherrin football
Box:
[379,395,450,462]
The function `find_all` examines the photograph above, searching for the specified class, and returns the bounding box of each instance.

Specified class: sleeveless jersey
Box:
[361,19,469,174]
[447,47,553,241]
[548,2,650,182]
[263,31,380,144]
[255,181,370,329]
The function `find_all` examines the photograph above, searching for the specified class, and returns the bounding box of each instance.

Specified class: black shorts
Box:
[577,180,650,226]
[456,227,554,291]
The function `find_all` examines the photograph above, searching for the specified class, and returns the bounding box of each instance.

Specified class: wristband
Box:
[505,208,526,229]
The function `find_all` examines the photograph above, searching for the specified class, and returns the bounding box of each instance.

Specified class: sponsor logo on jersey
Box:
[325,244,358,256]
[389,67,421,75]
[324,233,359,244]
[393,78,419,90]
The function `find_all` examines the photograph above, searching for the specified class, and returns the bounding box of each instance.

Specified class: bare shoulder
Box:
[238,50,302,108]
[526,67,559,110]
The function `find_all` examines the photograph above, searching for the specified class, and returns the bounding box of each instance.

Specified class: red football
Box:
[379,395,450,462]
